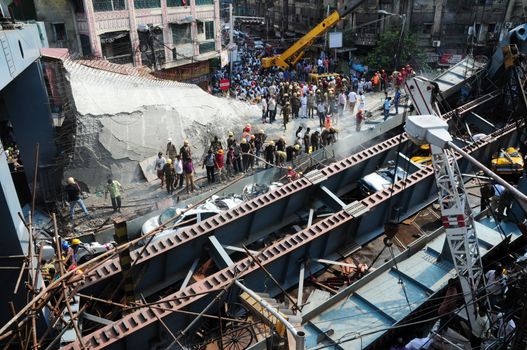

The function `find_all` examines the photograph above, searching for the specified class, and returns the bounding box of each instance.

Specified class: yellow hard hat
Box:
[228,131,234,137]
[67,177,75,184]
[294,144,300,150]
[259,129,264,134]
[241,139,247,144]
[269,141,275,146]
[166,158,172,164]
[71,238,81,245]
[184,140,189,145]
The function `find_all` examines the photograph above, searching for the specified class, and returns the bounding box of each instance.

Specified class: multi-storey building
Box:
[249,0,526,65]
[34,0,222,85]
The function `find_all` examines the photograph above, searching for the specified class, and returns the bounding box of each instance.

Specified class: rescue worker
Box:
[154,152,166,187]
[105,178,123,213]
[291,93,300,119]
[166,138,177,162]
[240,138,251,172]
[65,177,91,221]
[276,150,286,166]
[282,101,291,130]
[226,146,235,176]
[276,137,286,153]
[317,99,326,128]
[163,158,176,194]
[285,144,296,162]
[265,141,275,168]
[227,131,236,148]
[303,127,311,153]
[383,96,392,121]
[311,131,320,152]
[180,140,192,161]
[307,90,315,118]
[210,136,222,153]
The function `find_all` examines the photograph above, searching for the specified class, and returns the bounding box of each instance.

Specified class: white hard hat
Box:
[168,137,172,142]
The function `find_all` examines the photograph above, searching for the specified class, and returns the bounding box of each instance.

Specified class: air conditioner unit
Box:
[505,22,513,29]
[432,40,441,47]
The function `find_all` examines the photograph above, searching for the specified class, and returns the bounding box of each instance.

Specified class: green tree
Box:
[365,31,423,71]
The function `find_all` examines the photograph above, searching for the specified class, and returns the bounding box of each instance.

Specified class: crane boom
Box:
[405,115,486,328]
[261,0,366,69]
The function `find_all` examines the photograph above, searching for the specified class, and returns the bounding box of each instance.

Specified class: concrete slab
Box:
[139,155,158,183]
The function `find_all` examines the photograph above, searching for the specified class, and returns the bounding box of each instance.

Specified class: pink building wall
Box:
[77,0,220,67]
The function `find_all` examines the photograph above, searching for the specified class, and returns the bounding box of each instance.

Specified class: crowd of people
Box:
[212,39,414,133]
[152,121,341,194]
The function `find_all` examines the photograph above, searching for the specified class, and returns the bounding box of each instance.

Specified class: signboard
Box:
[219,79,230,90]
[329,32,343,49]
[439,54,464,66]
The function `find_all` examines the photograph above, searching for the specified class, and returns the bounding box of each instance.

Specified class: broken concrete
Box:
[63,61,258,190]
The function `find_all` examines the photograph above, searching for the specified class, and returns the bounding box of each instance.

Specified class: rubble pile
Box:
[63,61,259,191]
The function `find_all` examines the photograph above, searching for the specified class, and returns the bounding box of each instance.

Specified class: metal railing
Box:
[195,0,213,5]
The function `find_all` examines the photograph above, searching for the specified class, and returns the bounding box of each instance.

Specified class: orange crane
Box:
[261,0,367,69]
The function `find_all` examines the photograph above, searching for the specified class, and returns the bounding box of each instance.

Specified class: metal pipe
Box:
[448,141,527,211]
[234,281,305,350]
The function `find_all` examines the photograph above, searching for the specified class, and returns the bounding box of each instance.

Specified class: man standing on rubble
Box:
[154,152,166,188]
[202,149,216,184]
[166,138,177,162]
[65,177,91,221]
[163,158,176,194]
[105,178,123,213]
[180,140,192,161]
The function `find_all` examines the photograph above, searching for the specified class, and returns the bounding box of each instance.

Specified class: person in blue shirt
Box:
[394,90,401,114]
[383,96,392,121]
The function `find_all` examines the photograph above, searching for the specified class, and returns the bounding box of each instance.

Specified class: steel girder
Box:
[63,121,521,350]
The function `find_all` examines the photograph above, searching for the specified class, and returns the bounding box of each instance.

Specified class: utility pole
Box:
[229,3,234,86]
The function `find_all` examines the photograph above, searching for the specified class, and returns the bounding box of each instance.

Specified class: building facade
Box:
[35,0,222,73]
[249,0,526,65]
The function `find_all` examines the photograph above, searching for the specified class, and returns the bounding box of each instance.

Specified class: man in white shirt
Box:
[357,91,366,111]
[348,90,357,113]
[174,154,184,189]
[405,337,432,350]
[471,307,490,349]
[485,265,505,308]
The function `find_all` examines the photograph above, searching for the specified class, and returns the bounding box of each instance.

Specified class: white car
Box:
[359,165,408,196]
[140,195,244,243]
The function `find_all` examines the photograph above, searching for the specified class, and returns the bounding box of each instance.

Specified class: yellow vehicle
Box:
[410,144,432,166]
[261,0,366,69]
[308,73,340,85]
[491,147,524,174]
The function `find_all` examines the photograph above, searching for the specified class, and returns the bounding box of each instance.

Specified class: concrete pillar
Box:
[127,0,142,66]
[161,0,173,63]
[82,0,102,57]
[190,0,199,56]
[431,0,446,39]
[214,0,221,52]
[505,0,515,21]
[2,61,57,197]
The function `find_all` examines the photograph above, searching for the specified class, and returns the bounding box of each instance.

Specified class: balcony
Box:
[195,0,214,4]
[199,41,215,53]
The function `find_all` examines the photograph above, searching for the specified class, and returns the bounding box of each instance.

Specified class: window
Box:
[80,34,92,56]
[171,23,192,45]
[205,21,214,40]
[134,0,160,9]
[52,23,67,42]
[167,0,187,6]
[197,22,204,35]
[92,0,126,12]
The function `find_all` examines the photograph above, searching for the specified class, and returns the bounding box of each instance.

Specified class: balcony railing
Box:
[195,0,213,5]
[93,0,126,12]
[199,41,215,53]
[134,0,160,9]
